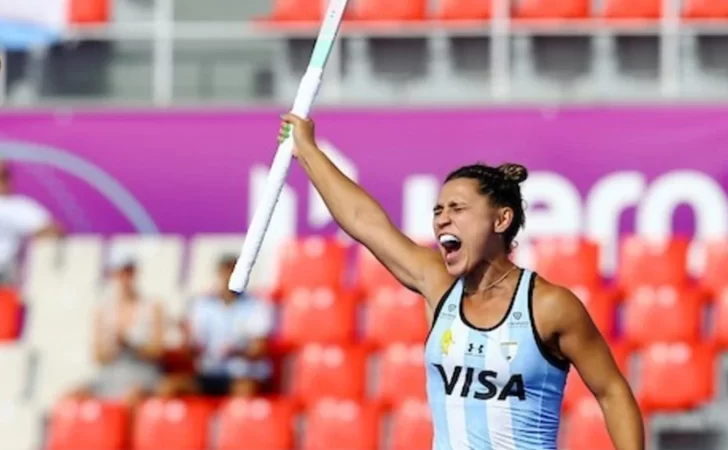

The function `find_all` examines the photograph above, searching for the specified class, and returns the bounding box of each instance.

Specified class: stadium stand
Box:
[0,231,724,449]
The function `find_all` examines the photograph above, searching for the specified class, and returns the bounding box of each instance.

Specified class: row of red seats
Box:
[269,0,728,23]
[266,340,713,414]
[45,396,628,450]
[273,283,728,349]
[271,236,728,301]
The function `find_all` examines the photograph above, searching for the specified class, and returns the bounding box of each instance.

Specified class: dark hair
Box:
[444,162,528,253]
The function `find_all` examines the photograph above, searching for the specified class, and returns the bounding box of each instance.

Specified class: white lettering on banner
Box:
[248,161,728,279]
[585,172,646,275]
[519,173,583,238]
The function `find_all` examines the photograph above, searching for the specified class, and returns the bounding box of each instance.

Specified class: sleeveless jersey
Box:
[425,269,568,450]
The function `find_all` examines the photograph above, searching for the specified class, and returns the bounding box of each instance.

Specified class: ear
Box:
[494,207,514,234]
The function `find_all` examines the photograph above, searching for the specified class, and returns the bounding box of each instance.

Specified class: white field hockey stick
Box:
[228,0,350,293]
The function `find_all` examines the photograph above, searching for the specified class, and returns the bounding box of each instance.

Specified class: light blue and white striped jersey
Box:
[425,269,568,450]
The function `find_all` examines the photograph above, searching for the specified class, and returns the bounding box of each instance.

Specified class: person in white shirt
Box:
[0,161,63,284]
[160,255,275,398]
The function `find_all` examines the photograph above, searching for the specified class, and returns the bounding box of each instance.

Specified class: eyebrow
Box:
[433,201,466,212]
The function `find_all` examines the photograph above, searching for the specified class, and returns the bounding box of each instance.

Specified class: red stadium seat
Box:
[292,344,367,407]
[712,288,728,348]
[364,286,428,348]
[374,343,427,407]
[390,398,433,450]
[616,236,689,293]
[563,341,629,412]
[603,0,661,19]
[562,397,614,450]
[533,238,601,288]
[435,0,492,20]
[216,397,294,450]
[69,0,110,23]
[132,398,214,450]
[623,286,702,348]
[354,0,427,21]
[269,0,324,21]
[697,237,728,296]
[638,342,714,412]
[47,399,129,450]
[515,0,589,19]
[302,399,380,450]
[279,287,356,347]
[275,237,348,297]
[683,0,728,18]
[570,285,617,338]
[0,288,21,341]
[354,246,401,300]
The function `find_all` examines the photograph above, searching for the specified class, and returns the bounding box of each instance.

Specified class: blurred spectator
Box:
[161,255,274,398]
[71,250,165,407]
[0,160,63,284]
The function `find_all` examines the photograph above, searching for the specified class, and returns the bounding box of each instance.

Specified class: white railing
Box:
[1,0,728,106]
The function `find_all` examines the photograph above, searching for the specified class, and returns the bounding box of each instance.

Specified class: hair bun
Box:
[497,163,528,183]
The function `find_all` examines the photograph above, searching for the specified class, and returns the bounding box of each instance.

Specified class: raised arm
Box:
[280,114,452,304]
[544,285,644,450]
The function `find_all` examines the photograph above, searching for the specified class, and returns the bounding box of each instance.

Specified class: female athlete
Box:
[278,114,644,450]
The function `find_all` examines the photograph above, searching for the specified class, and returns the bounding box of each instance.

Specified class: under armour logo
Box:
[513,312,522,320]
[468,343,484,354]
[448,304,456,312]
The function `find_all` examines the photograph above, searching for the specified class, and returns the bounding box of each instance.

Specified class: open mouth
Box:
[439,234,462,257]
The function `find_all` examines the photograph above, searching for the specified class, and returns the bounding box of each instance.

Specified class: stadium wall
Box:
[1,106,727,275]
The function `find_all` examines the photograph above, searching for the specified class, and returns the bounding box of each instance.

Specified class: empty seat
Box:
[390,398,432,450]
[292,344,367,407]
[35,351,98,410]
[47,398,129,450]
[22,235,103,304]
[617,236,689,293]
[269,0,324,21]
[623,286,702,348]
[562,397,613,450]
[696,237,728,296]
[638,342,714,412]
[0,344,28,402]
[564,341,629,412]
[279,287,356,347]
[515,0,589,19]
[713,288,728,348]
[132,398,214,450]
[375,343,427,407]
[69,0,110,23]
[275,237,348,297]
[570,285,617,338]
[602,0,661,19]
[216,397,294,450]
[354,246,400,300]
[355,0,427,20]
[435,0,492,20]
[0,288,22,341]
[0,402,41,450]
[364,286,428,347]
[532,238,601,288]
[683,0,728,18]
[302,399,380,450]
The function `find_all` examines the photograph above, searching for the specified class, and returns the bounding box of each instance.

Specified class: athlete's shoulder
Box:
[531,275,591,333]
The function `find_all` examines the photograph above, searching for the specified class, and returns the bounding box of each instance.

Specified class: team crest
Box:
[500,341,519,362]
[441,329,454,356]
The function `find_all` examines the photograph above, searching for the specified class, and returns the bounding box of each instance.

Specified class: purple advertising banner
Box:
[1,107,728,262]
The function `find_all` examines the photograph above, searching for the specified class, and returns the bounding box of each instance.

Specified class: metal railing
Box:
[1,0,728,106]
